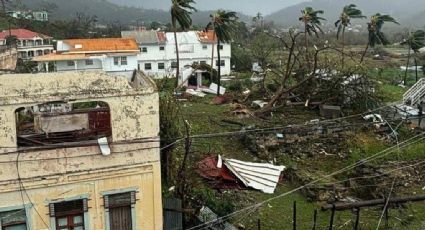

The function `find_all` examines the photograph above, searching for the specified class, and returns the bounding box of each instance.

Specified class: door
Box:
[109,206,132,230]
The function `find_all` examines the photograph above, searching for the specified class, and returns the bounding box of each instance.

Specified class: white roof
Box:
[223,158,285,194]
[165,31,200,45]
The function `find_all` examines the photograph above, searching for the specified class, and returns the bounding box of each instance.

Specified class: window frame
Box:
[141,47,148,53]
[158,63,165,70]
[121,57,128,66]
[85,59,94,66]
[159,46,165,51]
[144,63,152,71]
[171,61,178,69]
[0,205,31,230]
[102,189,138,230]
[215,60,225,67]
[47,195,90,230]
[66,61,75,67]
[113,57,119,66]
[202,45,208,50]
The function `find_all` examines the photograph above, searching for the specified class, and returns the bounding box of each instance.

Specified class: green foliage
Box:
[15,59,37,73]
[401,30,425,53]
[206,10,239,43]
[367,13,399,47]
[231,44,252,72]
[299,7,326,37]
[335,4,365,39]
[192,188,235,217]
[170,0,196,30]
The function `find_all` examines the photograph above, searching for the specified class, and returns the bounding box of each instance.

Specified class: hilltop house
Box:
[7,10,49,22]
[33,38,140,76]
[0,29,54,59]
[0,71,163,229]
[121,29,232,78]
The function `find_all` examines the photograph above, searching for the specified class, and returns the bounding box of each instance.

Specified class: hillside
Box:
[266,0,425,27]
[17,0,251,26]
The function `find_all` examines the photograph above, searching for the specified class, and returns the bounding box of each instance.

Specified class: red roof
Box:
[197,30,217,43]
[0,29,52,40]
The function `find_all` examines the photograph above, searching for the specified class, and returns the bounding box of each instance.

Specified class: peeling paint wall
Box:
[0,71,162,229]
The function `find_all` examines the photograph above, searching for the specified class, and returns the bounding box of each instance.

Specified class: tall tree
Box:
[335,4,365,67]
[401,30,425,83]
[170,0,196,88]
[206,10,238,96]
[360,13,399,63]
[299,7,325,70]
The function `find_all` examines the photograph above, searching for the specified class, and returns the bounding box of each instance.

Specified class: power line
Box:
[376,179,396,230]
[186,132,425,230]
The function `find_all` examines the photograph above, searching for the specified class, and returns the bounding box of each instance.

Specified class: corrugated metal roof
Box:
[0,29,52,40]
[32,53,89,62]
[223,158,285,194]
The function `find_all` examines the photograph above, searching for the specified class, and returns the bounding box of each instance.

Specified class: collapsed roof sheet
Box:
[223,158,285,194]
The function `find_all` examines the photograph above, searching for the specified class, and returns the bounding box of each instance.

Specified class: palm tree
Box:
[299,7,325,69]
[401,30,425,83]
[170,0,196,87]
[360,13,399,63]
[206,10,238,96]
[335,4,365,67]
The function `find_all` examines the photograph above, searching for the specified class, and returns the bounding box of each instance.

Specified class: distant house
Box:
[0,29,54,59]
[121,29,232,78]
[7,10,49,22]
[33,38,140,76]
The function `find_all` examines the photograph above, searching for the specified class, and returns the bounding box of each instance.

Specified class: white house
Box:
[121,30,231,78]
[7,10,49,22]
[0,29,54,59]
[33,38,140,76]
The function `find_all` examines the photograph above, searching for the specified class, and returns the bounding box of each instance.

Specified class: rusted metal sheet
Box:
[163,198,183,230]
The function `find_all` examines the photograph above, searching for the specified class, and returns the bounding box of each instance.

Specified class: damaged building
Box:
[0,71,162,229]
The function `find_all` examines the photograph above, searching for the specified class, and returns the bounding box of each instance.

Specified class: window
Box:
[104,192,136,230]
[141,47,147,53]
[144,63,152,70]
[200,61,207,65]
[159,46,165,51]
[121,57,128,65]
[216,60,225,67]
[0,209,27,230]
[67,61,75,67]
[49,199,87,230]
[219,45,224,50]
[171,61,178,69]
[158,63,165,70]
[85,59,93,66]
[202,45,208,50]
[114,57,119,66]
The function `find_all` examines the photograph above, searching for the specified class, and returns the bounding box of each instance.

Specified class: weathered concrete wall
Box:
[0,71,162,229]
[0,47,17,71]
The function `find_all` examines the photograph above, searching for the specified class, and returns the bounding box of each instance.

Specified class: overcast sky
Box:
[109,0,307,15]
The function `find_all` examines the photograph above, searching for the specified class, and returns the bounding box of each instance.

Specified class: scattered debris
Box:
[202,83,226,95]
[319,105,342,119]
[98,137,110,156]
[197,155,285,194]
[197,206,238,230]
[252,100,268,108]
[186,89,206,97]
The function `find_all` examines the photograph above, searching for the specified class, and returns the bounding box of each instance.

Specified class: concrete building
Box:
[0,71,162,230]
[33,38,140,75]
[0,29,54,60]
[121,30,232,78]
[7,10,49,22]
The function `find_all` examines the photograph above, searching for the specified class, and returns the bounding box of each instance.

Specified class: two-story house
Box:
[0,29,54,59]
[121,30,231,78]
[0,71,163,230]
[33,38,140,76]
[7,10,49,22]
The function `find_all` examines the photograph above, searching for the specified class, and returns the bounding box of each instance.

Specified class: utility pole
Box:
[178,120,191,229]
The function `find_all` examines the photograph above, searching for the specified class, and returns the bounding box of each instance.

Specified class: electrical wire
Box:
[186,132,425,230]
[376,179,396,230]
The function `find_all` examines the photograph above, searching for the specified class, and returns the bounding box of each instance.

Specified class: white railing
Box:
[403,78,425,105]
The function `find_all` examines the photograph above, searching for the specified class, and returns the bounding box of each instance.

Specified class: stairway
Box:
[403,78,425,106]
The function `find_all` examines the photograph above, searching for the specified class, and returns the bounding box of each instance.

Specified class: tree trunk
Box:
[360,42,369,64]
[341,27,345,68]
[404,46,411,85]
[414,57,418,82]
[304,22,310,70]
[211,30,215,74]
[216,39,221,96]
[173,21,180,88]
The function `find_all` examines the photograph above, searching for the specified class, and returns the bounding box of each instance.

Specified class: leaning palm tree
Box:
[170,0,196,87]
[299,7,325,69]
[335,4,365,66]
[360,13,399,63]
[401,30,425,83]
[206,10,238,96]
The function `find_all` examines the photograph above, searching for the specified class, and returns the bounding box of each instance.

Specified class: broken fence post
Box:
[293,201,297,230]
[354,208,360,230]
[312,209,317,230]
[257,218,261,230]
[328,204,336,230]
